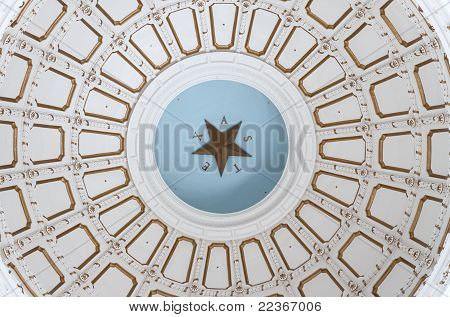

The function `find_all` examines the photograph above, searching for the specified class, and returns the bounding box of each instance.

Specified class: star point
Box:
[193,120,251,176]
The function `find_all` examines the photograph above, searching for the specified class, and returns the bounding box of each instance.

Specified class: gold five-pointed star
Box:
[193,120,251,176]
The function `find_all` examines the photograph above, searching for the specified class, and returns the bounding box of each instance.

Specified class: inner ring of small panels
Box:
[0,0,448,297]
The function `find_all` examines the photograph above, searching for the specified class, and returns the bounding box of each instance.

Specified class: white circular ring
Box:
[127,52,316,240]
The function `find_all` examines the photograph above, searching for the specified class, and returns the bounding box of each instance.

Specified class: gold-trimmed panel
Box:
[209,4,239,50]
[298,55,346,98]
[372,257,415,297]
[55,223,100,270]
[338,231,384,278]
[311,171,360,207]
[365,184,407,230]
[130,24,172,70]
[270,224,312,270]
[0,186,32,236]
[58,19,103,65]
[82,166,130,201]
[99,196,145,238]
[298,268,344,297]
[91,263,138,297]
[274,26,318,73]
[245,9,281,57]
[34,177,76,221]
[344,23,389,70]
[0,53,33,103]
[29,124,65,165]
[202,242,232,290]
[305,0,352,30]
[0,120,18,170]
[239,238,274,286]
[319,135,366,165]
[22,246,65,295]
[125,219,168,266]
[35,67,76,111]
[313,94,362,128]
[83,88,131,123]
[409,195,443,248]
[78,129,125,159]
[23,0,67,42]
[161,236,197,284]
[96,0,143,26]
[100,51,147,93]
[295,200,341,243]
[380,0,421,48]
[426,129,448,180]
[167,8,202,56]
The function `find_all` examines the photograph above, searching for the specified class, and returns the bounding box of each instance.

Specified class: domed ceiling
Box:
[0,0,448,297]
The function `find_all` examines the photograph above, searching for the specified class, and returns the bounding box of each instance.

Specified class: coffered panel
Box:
[372,257,415,297]
[296,201,341,243]
[426,129,448,180]
[380,0,422,48]
[365,184,408,230]
[414,59,447,111]
[55,224,100,270]
[344,23,389,70]
[312,171,360,207]
[369,74,412,119]
[167,8,201,55]
[130,24,172,69]
[270,224,312,270]
[99,196,145,237]
[83,88,131,123]
[409,196,443,248]
[313,94,362,127]
[29,124,65,165]
[23,0,67,42]
[338,232,384,278]
[58,19,102,64]
[319,136,366,165]
[275,26,317,73]
[35,68,76,111]
[82,167,130,201]
[209,4,239,50]
[126,219,168,265]
[92,263,137,297]
[240,238,274,286]
[34,177,76,221]
[298,268,344,297]
[0,54,32,104]
[96,0,142,26]
[22,247,65,295]
[101,52,147,93]
[161,237,197,284]
[78,130,125,159]
[245,9,281,56]
[0,0,448,299]
[0,186,32,236]
[0,121,18,170]
[378,132,415,173]
[299,56,346,97]
[305,0,352,30]
[202,243,232,290]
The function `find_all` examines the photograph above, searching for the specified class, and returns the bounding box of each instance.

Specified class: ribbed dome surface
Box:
[0,0,448,297]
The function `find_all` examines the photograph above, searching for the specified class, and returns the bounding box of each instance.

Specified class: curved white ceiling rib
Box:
[414,0,449,53]
[0,0,448,297]
[413,0,450,297]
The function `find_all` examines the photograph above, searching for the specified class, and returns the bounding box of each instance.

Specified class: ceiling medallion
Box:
[129,52,315,237]
[153,79,290,214]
